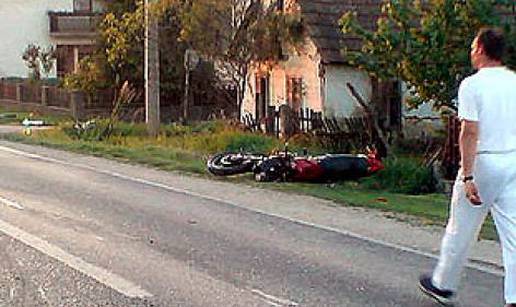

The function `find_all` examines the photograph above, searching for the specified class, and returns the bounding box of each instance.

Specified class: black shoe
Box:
[419,274,455,306]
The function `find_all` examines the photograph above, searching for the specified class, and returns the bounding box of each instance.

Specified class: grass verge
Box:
[0,107,71,125]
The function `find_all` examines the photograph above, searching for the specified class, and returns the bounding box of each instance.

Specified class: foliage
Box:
[63,0,225,121]
[224,133,279,153]
[102,81,140,138]
[40,47,57,79]
[178,0,303,116]
[340,0,516,112]
[22,44,40,80]
[62,55,110,93]
[62,1,145,95]
[105,0,140,15]
[21,44,56,80]
[62,0,285,120]
[64,82,139,141]
[360,156,438,195]
[63,119,104,141]
[101,3,145,86]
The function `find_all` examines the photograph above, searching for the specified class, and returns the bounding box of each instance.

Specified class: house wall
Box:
[0,0,104,79]
[323,66,372,117]
[242,22,377,120]
[242,38,323,118]
[0,0,73,78]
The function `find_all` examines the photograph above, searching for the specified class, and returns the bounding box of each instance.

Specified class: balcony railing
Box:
[49,12,102,37]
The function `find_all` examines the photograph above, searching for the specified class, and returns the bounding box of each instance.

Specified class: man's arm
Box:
[459,119,482,205]
[459,120,479,177]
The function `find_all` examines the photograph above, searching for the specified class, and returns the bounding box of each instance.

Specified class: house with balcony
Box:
[0,0,104,79]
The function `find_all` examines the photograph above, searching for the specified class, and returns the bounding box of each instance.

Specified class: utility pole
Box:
[183,49,199,123]
[144,0,160,136]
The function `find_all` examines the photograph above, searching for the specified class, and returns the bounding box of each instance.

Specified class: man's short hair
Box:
[476,27,506,61]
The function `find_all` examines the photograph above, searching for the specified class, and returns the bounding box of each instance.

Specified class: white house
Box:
[243,0,405,132]
[243,0,465,136]
[0,0,104,79]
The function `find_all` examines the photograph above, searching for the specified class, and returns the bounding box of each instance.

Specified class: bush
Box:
[393,135,445,156]
[361,156,438,195]
[224,133,279,153]
[286,133,325,155]
[111,122,148,137]
[61,119,108,141]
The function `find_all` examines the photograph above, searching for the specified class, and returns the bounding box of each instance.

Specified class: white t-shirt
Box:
[458,67,516,152]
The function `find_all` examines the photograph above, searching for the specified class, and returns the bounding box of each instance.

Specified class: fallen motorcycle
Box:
[207,146,384,183]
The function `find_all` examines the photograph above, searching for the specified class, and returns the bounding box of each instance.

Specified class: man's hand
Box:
[464,181,482,206]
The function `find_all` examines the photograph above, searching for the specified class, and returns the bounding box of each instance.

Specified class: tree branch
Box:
[346,82,390,155]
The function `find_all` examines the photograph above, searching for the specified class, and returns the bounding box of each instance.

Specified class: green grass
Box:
[0,120,499,241]
[2,132,205,174]
[0,107,71,125]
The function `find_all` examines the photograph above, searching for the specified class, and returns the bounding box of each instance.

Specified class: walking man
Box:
[419,27,516,306]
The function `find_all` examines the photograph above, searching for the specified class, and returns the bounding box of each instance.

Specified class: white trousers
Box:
[432,152,516,304]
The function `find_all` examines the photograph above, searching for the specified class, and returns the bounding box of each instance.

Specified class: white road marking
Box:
[0,218,152,298]
[251,289,299,306]
[262,300,282,307]
[0,145,505,277]
[0,195,24,210]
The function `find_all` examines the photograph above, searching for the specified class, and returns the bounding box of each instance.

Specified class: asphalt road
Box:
[0,142,505,307]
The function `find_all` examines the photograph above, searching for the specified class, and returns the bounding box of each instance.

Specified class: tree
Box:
[178,0,302,118]
[22,44,56,81]
[40,46,57,79]
[62,1,144,93]
[340,0,516,113]
[100,2,145,88]
[62,55,110,94]
[64,0,290,121]
[63,1,187,109]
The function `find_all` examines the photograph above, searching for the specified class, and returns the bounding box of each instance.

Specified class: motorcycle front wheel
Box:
[207,153,262,176]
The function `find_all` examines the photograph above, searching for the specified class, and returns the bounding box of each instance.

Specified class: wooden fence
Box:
[47,86,72,109]
[0,79,236,123]
[243,105,379,153]
[0,82,17,100]
[442,115,461,179]
[0,79,115,119]
[242,106,322,137]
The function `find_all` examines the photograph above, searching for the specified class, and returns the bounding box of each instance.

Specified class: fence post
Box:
[279,104,293,138]
[266,106,275,135]
[41,86,50,106]
[16,83,23,102]
[70,90,86,121]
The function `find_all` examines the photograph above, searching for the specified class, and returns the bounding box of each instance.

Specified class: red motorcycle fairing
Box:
[290,158,325,182]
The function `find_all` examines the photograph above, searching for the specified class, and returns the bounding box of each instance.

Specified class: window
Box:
[277,0,285,11]
[255,74,270,120]
[56,45,75,78]
[74,0,92,13]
